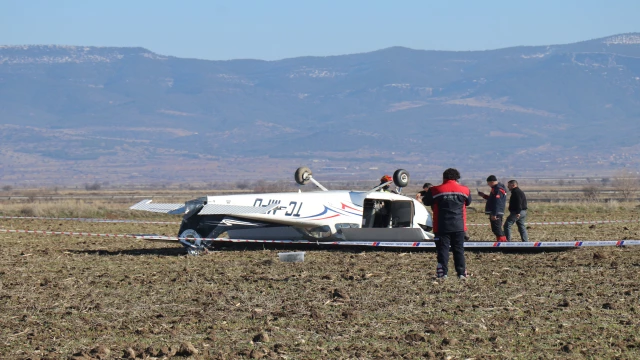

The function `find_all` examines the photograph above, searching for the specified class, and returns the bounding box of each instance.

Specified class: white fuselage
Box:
[200,190,432,239]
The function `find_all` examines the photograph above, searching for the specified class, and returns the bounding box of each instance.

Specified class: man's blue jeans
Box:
[504,210,528,242]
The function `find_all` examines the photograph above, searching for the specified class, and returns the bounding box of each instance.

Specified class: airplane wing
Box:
[130,200,185,214]
[131,200,338,228]
[130,199,280,215]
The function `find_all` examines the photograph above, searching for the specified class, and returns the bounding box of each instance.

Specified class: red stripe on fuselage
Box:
[313,214,340,221]
[341,203,362,212]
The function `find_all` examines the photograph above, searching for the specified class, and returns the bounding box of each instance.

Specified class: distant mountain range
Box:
[1,34,640,185]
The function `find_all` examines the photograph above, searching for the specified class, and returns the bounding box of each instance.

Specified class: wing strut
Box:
[310,177,328,191]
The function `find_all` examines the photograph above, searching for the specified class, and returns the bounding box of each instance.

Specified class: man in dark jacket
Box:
[504,180,528,242]
[422,168,471,279]
[478,175,507,242]
[415,182,433,200]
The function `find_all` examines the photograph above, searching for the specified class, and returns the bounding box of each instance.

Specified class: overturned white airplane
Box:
[130,167,434,253]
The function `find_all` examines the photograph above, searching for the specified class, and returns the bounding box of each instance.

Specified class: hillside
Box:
[1,34,640,185]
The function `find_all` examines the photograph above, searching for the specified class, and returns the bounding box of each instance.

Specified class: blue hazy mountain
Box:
[1,34,639,183]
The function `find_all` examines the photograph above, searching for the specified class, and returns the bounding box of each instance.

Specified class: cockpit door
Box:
[362,199,414,228]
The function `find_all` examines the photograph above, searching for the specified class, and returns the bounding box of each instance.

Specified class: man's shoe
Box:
[458,269,469,280]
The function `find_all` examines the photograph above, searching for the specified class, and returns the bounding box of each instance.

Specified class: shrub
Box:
[581,185,600,201]
[19,206,36,217]
[253,180,292,193]
[85,182,102,191]
[235,181,251,190]
[612,169,640,201]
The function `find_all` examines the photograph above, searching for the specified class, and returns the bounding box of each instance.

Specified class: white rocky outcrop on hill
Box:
[288,67,347,78]
[0,45,166,65]
[603,34,640,45]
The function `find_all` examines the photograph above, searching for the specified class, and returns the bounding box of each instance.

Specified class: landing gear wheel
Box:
[393,169,410,188]
[295,166,312,185]
[179,229,212,255]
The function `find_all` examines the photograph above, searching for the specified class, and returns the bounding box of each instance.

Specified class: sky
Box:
[1,0,639,61]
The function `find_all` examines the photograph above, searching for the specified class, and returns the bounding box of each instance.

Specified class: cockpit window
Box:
[348,191,367,207]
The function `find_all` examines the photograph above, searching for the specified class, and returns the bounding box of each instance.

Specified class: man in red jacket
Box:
[422,168,472,279]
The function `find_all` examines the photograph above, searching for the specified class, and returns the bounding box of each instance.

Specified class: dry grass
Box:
[1,199,640,358]
[0,199,178,220]
[0,199,123,218]
[512,200,637,216]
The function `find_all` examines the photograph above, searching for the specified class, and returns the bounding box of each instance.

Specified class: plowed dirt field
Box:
[1,203,640,359]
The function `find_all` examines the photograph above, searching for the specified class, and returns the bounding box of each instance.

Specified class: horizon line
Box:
[1,32,639,62]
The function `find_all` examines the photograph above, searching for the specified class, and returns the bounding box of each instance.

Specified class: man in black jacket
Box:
[478,175,507,242]
[504,180,528,242]
[415,182,433,200]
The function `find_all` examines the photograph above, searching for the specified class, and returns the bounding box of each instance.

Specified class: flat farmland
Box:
[1,198,640,359]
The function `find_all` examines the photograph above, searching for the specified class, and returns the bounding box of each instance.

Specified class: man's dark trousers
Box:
[490,215,506,241]
[435,231,466,276]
